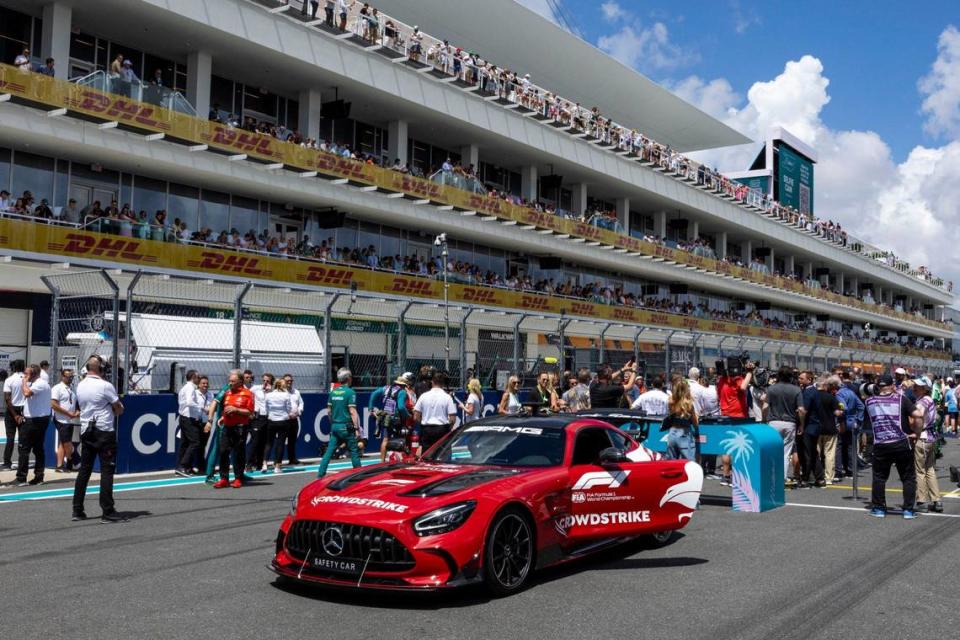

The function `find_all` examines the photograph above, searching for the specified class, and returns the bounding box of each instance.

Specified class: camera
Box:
[859,382,880,398]
[434,233,447,247]
[716,352,768,387]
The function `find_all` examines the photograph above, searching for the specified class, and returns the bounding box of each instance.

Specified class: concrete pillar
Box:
[298,88,323,142]
[459,144,479,172]
[848,276,858,297]
[716,231,727,260]
[835,272,844,294]
[742,240,753,264]
[616,197,630,235]
[803,262,813,281]
[387,119,408,166]
[784,254,795,278]
[875,285,882,303]
[521,165,539,203]
[765,247,774,272]
[41,2,72,80]
[569,182,588,215]
[689,219,699,241]
[653,210,667,239]
[186,50,213,118]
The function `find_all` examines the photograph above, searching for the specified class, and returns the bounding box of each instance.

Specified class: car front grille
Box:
[285,520,415,572]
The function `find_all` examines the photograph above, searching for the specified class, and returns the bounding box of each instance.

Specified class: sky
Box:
[516,0,960,299]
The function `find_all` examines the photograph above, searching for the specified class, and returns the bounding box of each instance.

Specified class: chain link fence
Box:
[40,269,941,395]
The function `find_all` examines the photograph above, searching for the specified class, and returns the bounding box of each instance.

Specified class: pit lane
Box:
[2,447,959,640]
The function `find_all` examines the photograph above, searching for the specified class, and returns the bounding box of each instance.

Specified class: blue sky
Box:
[547,0,959,161]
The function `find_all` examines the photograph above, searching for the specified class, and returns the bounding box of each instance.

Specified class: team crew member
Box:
[414,370,458,451]
[912,377,943,513]
[247,373,274,472]
[371,372,414,462]
[214,370,254,489]
[175,370,204,477]
[73,356,125,523]
[317,368,361,477]
[265,378,296,473]
[283,374,304,465]
[51,368,81,473]
[16,365,52,486]
[863,374,921,519]
[2,360,25,470]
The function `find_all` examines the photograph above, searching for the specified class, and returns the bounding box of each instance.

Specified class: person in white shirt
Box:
[73,355,125,523]
[14,48,31,71]
[15,364,52,486]
[413,371,457,452]
[39,360,50,383]
[631,376,671,415]
[175,370,204,477]
[51,368,81,473]
[247,373,274,472]
[265,378,296,473]
[688,367,710,417]
[2,360,25,470]
[282,373,305,465]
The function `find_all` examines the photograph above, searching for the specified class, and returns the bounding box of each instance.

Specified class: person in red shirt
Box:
[215,370,254,489]
[716,361,754,485]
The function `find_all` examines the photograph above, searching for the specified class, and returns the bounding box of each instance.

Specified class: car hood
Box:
[298,462,528,521]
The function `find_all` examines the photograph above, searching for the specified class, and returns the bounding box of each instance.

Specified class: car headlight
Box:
[290,489,301,516]
[413,500,477,536]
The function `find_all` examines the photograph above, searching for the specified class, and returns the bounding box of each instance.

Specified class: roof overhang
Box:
[371,0,752,152]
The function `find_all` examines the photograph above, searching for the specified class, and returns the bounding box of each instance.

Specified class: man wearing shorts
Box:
[51,368,81,472]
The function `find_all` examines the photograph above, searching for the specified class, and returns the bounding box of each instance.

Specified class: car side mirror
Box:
[598,447,627,464]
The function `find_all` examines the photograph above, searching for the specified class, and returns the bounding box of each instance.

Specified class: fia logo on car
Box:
[571,492,587,504]
[571,470,631,491]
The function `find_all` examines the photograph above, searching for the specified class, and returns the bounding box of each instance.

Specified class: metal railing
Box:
[73,69,197,116]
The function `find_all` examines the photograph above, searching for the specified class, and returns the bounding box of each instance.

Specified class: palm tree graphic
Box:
[719,430,754,466]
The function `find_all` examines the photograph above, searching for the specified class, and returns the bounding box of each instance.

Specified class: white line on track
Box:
[786,502,960,518]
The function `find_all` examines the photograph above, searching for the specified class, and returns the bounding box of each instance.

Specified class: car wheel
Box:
[483,507,534,596]
[644,529,676,548]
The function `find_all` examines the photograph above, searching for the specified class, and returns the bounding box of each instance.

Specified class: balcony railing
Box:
[0,61,948,332]
[74,69,197,117]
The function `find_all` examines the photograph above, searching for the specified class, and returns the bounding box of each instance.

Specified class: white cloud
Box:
[919,24,960,139]
[596,4,698,72]
[730,0,760,35]
[676,33,960,290]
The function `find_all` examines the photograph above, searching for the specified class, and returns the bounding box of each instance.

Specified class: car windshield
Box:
[427,424,566,467]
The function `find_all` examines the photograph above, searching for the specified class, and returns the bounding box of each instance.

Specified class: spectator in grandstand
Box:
[175,370,205,477]
[317,368,361,477]
[214,370,254,489]
[37,57,55,77]
[300,0,320,19]
[912,377,942,512]
[265,377,296,473]
[323,0,335,27]
[414,370,457,451]
[0,190,10,210]
[15,365,52,486]
[764,367,805,486]
[631,375,670,415]
[14,48,31,71]
[338,0,353,31]
[492,375,520,416]
[51,368,80,473]
[73,355,125,523]
[283,373,304,465]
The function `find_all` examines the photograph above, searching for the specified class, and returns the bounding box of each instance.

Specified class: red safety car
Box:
[271,415,703,595]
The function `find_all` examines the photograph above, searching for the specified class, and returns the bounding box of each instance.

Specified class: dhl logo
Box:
[461,287,498,304]
[649,313,670,325]
[51,233,154,262]
[189,252,265,275]
[518,210,557,229]
[314,153,368,180]
[618,237,642,252]
[467,195,507,215]
[681,317,699,329]
[689,256,706,268]
[519,295,550,311]
[710,322,728,332]
[571,223,604,240]
[298,266,355,287]
[612,307,636,321]
[71,91,170,130]
[399,177,442,199]
[652,245,676,260]
[390,277,436,296]
[0,79,26,93]
[758,329,774,338]
[570,302,595,316]
[208,126,276,157]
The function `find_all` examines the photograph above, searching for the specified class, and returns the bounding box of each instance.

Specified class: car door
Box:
[560,426,700,541]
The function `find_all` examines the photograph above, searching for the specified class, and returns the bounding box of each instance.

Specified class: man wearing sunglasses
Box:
[51,368,81,472]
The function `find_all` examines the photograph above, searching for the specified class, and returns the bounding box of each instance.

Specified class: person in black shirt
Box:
[589,364,628,409]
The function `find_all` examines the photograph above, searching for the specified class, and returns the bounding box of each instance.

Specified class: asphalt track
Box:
[2,446,960,640]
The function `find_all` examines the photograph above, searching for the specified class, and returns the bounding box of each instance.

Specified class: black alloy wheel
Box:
[484,507,534,596]
[645,529,676,548]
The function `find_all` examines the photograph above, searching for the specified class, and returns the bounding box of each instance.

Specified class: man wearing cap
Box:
[912,377,943,512]
[370,372,413,462]
[894,367,915,402]
[317,368,361,477]
[862,373,922,519]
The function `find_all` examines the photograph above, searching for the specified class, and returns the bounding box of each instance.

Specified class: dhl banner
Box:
[0,218,944,361]
[0,64,942,331]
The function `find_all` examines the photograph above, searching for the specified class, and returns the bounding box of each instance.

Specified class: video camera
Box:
[715,352,769,387]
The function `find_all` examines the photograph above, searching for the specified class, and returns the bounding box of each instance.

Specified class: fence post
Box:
[664,330,676,378]
[778,344,785,368]
[232,283,251,369]
[512,314,529,375]
[633,327,645,365]
[460,308,475,387]
[40,276,60,375]
[322,293,340,390]
[97,270,121,389]
[558,316,570,369]
[689,332,700,368]
[124,271,143,394]
[758,340,770,368]
[397,300,413,374]
[598,323,611,364]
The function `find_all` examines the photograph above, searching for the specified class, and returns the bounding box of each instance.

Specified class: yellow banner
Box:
[0,218,943,360]
[0,63,943,331]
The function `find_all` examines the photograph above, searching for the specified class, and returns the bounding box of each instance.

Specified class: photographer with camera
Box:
[715,356,753,485]
[370,372,414,462]
[863,374,921,518]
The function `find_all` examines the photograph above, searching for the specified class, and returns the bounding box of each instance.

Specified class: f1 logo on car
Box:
[572,470,631,491]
